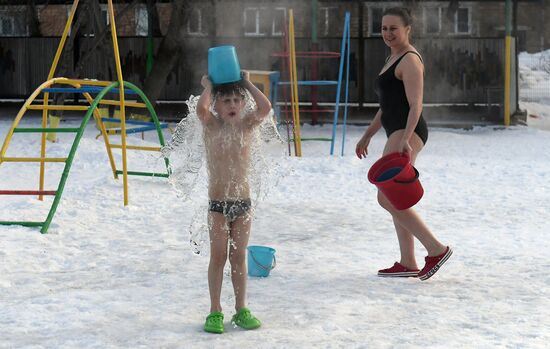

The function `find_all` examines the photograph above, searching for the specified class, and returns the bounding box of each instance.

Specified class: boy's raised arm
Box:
[241,71,272,125]
[196,75,214,124]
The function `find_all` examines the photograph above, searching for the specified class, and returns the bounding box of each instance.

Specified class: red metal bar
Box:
[0,190,56,195]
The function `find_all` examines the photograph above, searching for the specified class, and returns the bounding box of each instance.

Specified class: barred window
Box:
[455,8,470,34]
[425,7,441,34]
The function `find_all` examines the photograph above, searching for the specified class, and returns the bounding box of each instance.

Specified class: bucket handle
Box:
[394,167,419,184]
[249,251,276,271]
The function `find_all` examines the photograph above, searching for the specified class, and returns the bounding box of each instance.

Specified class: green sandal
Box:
[231,307,261,330]
[204,311,224,334]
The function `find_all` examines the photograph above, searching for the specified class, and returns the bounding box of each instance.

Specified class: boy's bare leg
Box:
[228,213,252,311]
[379,131,447,257]
[208,212,229,313]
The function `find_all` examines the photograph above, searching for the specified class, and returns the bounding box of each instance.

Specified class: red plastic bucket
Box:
[368,152,424,210]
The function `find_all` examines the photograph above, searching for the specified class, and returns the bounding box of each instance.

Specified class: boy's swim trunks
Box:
[209,199,252,222]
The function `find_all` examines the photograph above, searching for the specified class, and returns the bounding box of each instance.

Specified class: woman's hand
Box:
[355,135,371,159]
[241,70,250,81]
[398,137,412,155]
[201,75,212,89]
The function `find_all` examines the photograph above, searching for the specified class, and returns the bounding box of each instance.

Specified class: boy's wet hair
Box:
[213,81,246,99]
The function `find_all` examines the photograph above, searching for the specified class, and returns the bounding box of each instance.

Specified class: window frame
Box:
[423,6,442,35]
[369,6,385,37]
[453,7,471,35]
[243,7,267,37]
[0,15,16,36]
[187,7,207,36]
[135,5,148,37]
[271,7,286,36]
[319,6,337,37]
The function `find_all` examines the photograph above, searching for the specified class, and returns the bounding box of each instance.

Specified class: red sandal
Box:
[378,262,420,277]
[418,246,453,281]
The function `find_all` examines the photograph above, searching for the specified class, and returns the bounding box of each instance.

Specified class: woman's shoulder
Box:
[402,48,423,63]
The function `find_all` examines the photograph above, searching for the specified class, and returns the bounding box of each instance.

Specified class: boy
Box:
[196,71,272,334]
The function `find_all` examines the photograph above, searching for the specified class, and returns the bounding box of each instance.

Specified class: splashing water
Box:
[161,92,286,255]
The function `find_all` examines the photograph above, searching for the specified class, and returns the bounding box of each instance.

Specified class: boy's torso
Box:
[204,122,253,201]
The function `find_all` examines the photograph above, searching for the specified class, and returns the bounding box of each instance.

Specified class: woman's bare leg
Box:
[379,130,447,258]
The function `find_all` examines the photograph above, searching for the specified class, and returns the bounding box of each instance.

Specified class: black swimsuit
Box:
[374,51,428,145]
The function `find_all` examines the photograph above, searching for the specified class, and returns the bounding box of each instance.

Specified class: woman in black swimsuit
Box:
[355,7,452,280]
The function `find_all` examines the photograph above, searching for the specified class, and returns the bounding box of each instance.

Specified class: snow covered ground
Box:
[1,117,549,348]
[1,51,549,348]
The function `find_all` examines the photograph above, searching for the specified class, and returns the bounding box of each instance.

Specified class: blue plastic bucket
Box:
[247,245,276,277]
[208,45,242,86]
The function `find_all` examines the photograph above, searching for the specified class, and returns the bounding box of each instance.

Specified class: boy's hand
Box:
[241,70,250,81]
[201,75,212,89]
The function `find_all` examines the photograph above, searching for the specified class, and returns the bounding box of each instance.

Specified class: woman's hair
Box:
[382,7,413,27]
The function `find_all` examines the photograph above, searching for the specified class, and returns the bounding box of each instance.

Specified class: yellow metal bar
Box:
[99,99,146,108]
[27,105,89,111]
[0,79,64,161]
[39,92,50,200]
[3,157,67,163]
[110,144,161,151]
[504,35,511,127]
[47,0,79,79]
[81,93,118,178]
[289,10,302,157]
[108,0,129,205]
[61,79,112,87]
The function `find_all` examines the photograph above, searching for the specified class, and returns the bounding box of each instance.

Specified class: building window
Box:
[100,5,110,26]
[454,7,470,34]
[320,6,337,36]
[188,8,206,36]
[0,16,15,36]
[0,12,27,36]
[272,7,286,36]
[424,7,441,34]
[136,6,148,36]
[244,7,267,36]
[369,7,385,36]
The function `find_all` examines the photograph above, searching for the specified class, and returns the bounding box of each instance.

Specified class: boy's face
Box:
[214,93,245,123]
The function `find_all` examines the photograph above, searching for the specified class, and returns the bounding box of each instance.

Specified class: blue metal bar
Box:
[330,12,349,156]
[110,125,167,134]
[101,117,166,127]
[341,12,351,156]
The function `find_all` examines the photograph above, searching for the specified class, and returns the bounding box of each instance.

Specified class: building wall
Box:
[2,1,548,53]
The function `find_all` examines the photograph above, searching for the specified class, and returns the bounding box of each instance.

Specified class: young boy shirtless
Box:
[196,71,272,334]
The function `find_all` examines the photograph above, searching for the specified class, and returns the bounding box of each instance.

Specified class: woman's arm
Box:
[356,108,382,159]
[398,54,424,153]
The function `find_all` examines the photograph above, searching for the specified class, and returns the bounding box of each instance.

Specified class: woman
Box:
[356,7,452,280]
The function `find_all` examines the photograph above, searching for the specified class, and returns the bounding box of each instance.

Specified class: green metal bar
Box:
[0,221,44,227]
[14,128,80,133]
[123,81,171,175]
[41,82,119,234]
[115,170,169,178]
[22,80,169,234]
